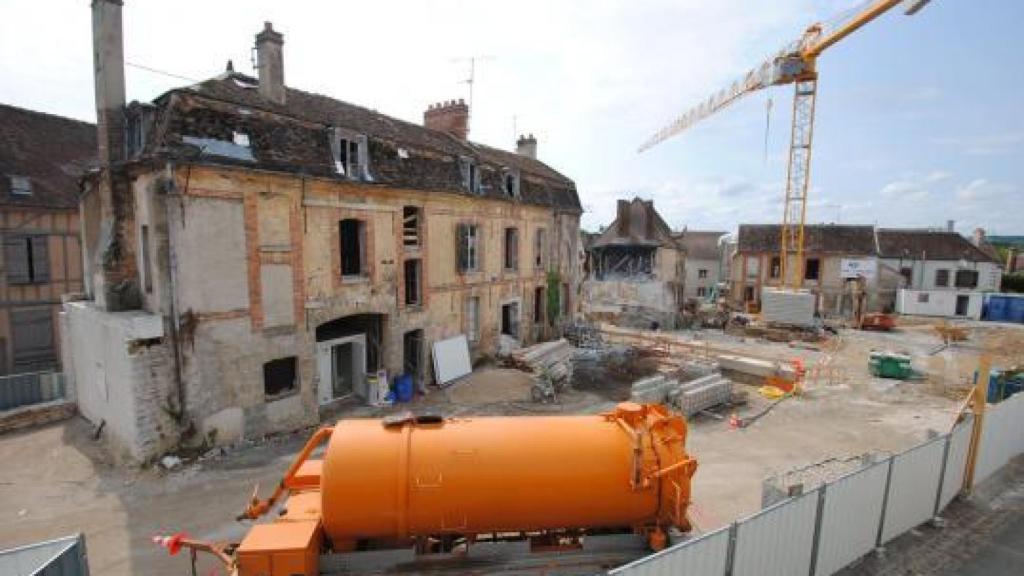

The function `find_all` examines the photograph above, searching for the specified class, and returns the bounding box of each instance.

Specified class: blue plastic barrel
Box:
[394,374,414,403]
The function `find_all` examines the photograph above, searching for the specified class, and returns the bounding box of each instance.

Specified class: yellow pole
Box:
[963,355,990,493]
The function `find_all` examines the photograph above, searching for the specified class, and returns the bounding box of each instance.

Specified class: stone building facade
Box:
[65,4,581,461]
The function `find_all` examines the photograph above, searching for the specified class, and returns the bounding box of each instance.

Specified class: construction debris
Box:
[505,339,574,388]
[563,322,603,348]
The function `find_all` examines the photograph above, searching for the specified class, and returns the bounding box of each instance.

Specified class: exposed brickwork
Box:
[243,192,263,329]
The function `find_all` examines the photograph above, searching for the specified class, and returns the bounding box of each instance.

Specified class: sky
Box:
[1,0,1020,235]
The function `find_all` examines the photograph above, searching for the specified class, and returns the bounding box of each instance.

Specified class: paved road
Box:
[951,515,1024,576]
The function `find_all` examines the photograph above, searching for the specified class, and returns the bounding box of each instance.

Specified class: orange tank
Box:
[320,402,697,545]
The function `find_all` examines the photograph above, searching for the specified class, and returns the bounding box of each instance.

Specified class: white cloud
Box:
[955,178,1017,202]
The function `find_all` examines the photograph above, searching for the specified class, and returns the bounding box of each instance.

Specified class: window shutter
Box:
[457,224,468,272]
[460,159,471,191]
[30,236,49,282]
[5,236,30,284]
[357,134,370,180]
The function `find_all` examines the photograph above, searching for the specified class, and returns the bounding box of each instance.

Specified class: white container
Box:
[761,288,816,327]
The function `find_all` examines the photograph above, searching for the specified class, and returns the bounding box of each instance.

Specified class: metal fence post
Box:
[807,483,827,576]
[874,455,895,549]
[933,433,952,518]
[724,522,738,576]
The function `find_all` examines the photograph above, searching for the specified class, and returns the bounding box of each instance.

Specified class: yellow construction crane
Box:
[640,0,934,289]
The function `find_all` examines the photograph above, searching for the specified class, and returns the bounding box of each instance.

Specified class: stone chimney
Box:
[516,134,537,159]
[91,0,126,166]
[972,227,986,246]
[256,22,285,105]
[424,99,469,140]
[616,200,630,236]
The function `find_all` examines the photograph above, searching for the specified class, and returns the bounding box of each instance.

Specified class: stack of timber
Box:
[505,338,574,385]
[598,323,798,381]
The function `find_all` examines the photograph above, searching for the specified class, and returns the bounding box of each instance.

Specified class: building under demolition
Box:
[64,3,582,461]
[582,199,685,328]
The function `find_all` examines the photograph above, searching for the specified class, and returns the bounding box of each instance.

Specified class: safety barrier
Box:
[0,533,89,576]
[609,397,1024,576]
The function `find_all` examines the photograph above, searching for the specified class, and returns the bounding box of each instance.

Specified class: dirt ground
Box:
[1,320,1021,575]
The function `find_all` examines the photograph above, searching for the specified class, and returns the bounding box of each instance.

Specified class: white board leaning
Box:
[432,334,472,386]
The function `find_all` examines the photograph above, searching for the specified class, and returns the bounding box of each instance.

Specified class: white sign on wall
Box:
[841,258,877,280]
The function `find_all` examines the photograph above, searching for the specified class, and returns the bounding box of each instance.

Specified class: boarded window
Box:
[402,206,420,248]
[5,235,49,284]
[804,258,820,281]
[263,356,298,399]
[141,225,153,293]
[466,296,480,342]
[534,287,544,323]
[404,259,421,306]
[504,228,519,271]
[935,269,950,287]
[501,302,520,337]
[456,223,479,272]
[955,269,979,289]
[11,307,55,372]
[534,229,546,269]
[339,219,366,277]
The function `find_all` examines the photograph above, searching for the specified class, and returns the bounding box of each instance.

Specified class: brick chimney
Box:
[256,22,285,105]
[91,0,126,166]
[516,134,537,159]
[424,99,469,140]
[972,227,986,246]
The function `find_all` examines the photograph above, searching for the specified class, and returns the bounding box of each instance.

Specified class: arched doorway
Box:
[315,314,384,405]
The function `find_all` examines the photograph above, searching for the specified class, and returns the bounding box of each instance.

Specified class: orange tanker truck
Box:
[156,402,697,575]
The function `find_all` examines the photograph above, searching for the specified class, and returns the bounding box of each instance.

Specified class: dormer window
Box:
[502,169,520,199]
[331,128,368,181]
[9,176,31,196]
[460,158,481,194]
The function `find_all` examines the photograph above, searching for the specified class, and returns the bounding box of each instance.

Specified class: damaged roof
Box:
[0,103,96,209]
[590,198,679,249]
[876,229,999,263]
[737,224,876,255]
[677,230,726,260]
[136,73,580,212]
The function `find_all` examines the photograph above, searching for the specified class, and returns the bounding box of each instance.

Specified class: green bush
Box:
[1002,273,1024,293]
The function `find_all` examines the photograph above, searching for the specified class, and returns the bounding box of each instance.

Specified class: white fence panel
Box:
[976,393,1024,484]
[938,416,972,512]
[880,436,945,543]
[813,460,888,576]
[732,489,819,576]
[607,527,730,576]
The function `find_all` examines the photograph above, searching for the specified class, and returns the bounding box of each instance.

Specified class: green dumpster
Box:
[869,351,913,379]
